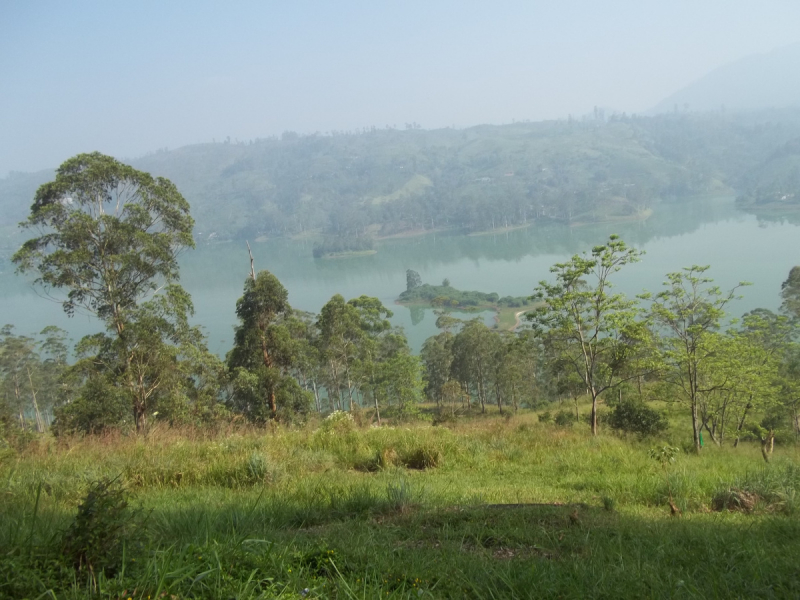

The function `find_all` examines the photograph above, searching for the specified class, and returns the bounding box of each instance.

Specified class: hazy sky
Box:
[2,0,800,174]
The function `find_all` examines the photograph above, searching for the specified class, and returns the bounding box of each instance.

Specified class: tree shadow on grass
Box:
[6,498,800,599]
[143,499,800,599]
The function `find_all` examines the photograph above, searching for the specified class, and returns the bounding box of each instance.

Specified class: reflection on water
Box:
[2,197,798,354]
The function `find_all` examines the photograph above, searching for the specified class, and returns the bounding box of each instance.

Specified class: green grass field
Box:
[2,411,799,599]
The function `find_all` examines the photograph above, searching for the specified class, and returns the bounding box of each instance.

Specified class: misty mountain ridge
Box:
[3,110,800,253]
[651,43,800,114]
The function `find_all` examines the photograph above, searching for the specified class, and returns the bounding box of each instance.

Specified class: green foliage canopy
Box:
[528,235,651,435]
[13,152,194,330]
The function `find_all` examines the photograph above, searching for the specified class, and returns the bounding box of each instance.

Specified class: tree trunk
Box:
[311,380,321,413]
[733,402,752,448]
[14,377,24,429]
[259,337,277,419]
[343,359,355,411]
[27,367,45,433]
[134,402,146,434]
[703,421,720,446]
[760,431,775,463]
[495,384,503,415]
[328,360,340,411]
[691,399,702,453]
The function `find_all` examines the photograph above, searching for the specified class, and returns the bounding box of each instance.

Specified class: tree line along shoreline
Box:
[1,153,798,461]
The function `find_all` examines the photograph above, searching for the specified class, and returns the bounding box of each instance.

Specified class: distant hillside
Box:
[0,169,54,266]
[652,44,800,114]
[4,110,800,245]
[127,120,702,242]
[737,137,800,212]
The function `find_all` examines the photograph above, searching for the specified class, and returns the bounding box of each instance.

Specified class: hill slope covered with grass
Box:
[2,415,799,599]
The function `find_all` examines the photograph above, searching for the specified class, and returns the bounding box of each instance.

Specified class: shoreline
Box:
[315,249,378,259]
[467,222,533,237]
[376,226,454,240]
[275,206,662,243]
[567,208,653,228]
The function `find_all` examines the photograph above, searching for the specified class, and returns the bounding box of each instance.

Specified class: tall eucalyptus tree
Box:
[13,153,200,432]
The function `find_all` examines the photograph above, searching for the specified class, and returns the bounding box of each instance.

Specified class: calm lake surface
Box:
[1,196,798,354]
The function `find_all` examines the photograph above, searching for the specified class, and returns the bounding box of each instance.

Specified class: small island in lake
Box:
[397,271,535,330]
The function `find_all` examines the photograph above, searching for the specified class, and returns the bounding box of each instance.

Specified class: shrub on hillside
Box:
[0,419,39,454]
[432,407,459,426]
[319,410,355,434]
[61,478,145,580]
[608,399,668,437]
[582,409,607,427]
[52,377,131,435]
[382,403,430,424]
[554,409,574,427]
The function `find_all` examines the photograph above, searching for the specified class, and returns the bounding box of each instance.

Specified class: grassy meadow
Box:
[2,408,799,599]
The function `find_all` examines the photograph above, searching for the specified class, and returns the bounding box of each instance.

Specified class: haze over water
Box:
[3,197,796,355]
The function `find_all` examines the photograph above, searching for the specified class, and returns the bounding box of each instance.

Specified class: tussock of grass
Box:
[712,463,800,514]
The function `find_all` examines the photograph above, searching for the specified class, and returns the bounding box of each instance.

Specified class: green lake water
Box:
[1,196,798,354]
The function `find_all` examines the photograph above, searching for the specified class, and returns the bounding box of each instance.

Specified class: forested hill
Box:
[737,137,800,212]
[4,109,800,245]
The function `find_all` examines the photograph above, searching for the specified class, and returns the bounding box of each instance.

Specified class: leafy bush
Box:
[432,406,459,426]
[0,419,38,454]
[383,403,430,424]
[275,377,314,423]
[582,409,606,427]
[61,478,144,580]
[52,377,131,435]
[608,399,668,437]
[554,409,574,427]
[320,410,356,433]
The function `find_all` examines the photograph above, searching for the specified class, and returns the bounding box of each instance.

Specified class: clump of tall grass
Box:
[386,477,415,511]
[399,444,442,469]
[713,463,800,514]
